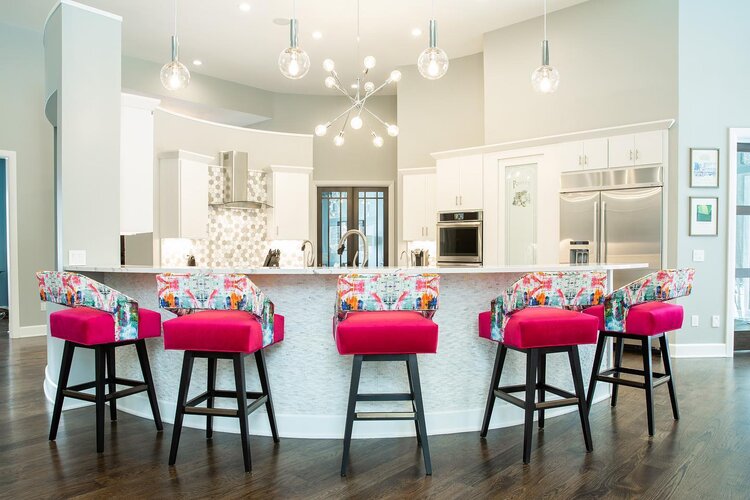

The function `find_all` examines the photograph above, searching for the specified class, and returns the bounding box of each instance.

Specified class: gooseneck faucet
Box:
[300,239,315,268]
[337,229,369,267]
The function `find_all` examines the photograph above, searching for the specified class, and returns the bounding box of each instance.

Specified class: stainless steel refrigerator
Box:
[559,165,663,290]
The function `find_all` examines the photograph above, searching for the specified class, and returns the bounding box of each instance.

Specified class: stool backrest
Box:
[36,271,139,342]
[490,271,606,342]
[336,272,440,320]
[156,273,276,347]
[605,268,695,332]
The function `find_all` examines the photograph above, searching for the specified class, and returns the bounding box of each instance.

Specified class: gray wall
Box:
[483,0,678,144]
[396,53,485,169]
[0,22,55,327]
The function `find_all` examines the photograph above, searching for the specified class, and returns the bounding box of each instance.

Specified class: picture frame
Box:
[689,196,718,236]
[690,148,719,188]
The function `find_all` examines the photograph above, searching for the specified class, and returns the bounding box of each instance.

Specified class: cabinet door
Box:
[402,174,427,241]
[459,155,484,210]
[424,173,437,239]
[179,159,209,239]
[272,171,310,240]
[608,134,635,168]
[436,158,461,211]
[583,138,608,170]
[633,130,663,165]
[559,141,584,172]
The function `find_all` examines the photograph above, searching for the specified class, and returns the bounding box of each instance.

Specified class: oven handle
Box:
[437,221,483,228]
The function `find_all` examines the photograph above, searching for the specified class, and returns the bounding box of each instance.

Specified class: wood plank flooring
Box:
[1,335,749,499]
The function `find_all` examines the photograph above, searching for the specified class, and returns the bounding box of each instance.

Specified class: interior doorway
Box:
[0,159,8,331]
[732,140,750,351]
[0,150,18,338]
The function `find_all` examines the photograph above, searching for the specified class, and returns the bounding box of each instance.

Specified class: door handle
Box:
[460,195,463,205]
[602,201,608,262]
[593,201,599,263]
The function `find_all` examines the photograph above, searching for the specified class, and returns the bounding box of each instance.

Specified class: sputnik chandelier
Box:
[313,0,400,148]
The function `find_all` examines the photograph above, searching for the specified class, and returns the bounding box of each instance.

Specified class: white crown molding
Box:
[45,0,122,31]
[157,108,314,139]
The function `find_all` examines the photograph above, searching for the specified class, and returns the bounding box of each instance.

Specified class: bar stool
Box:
[37,271,163,453]
[584,268,695,436]
[478,271,605,464]
[334,272,440,476]
[157,273,283,473]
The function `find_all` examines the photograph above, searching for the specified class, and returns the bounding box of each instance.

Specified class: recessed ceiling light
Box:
[312,31,323,40]
[239,3,251,12]
[192,59,203,66]
[411,27,422,37]
[350,83,358,89]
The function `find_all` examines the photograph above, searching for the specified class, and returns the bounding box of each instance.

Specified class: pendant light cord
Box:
[356,0,360,66]
[174,0,178,36]
[432,0,435,20]
[543,0,547,40]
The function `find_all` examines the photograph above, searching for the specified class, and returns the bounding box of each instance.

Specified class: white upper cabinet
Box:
[608,130,663,167]
[402,171,437,241]
[436,154,483,211]
[267,166,312,240]
[120,93,160,235]
[559,139,608,171]
[159,150,212,240]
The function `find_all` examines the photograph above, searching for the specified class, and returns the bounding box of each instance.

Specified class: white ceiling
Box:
[4,0,589,95]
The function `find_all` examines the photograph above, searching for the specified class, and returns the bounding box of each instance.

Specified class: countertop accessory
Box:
[301,240,315,268]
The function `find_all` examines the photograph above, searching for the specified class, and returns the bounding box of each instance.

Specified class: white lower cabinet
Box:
[402,171,437,241]
[159,150,212,239]
[266,166,312,240]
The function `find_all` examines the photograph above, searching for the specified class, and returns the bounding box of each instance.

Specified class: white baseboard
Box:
[11,324,47,338]
[669,342,728,358]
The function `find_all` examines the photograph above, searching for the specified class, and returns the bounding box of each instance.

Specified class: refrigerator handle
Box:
[602,201,608,262]
[593,201,599,263]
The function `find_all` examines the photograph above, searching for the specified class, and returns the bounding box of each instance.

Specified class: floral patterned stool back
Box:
[36,271,163,454]
[333,272,440,476]
[157,272,284,473]
[477,271,606,464]
[583,268,695,436]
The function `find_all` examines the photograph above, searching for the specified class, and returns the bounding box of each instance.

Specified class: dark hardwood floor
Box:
[1,336,748,499]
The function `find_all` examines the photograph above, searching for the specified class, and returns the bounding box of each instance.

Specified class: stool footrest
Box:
[494,383,579,410]
[183,394,269,418]
[356,393,413,402]
[597,368,670,389]
[354,411,416,421]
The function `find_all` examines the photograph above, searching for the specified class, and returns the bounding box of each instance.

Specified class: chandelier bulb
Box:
[363,56,376,70]
[315,124,328,136]
[364,81,375,93]
[324,76,337,89]
[334,132,345,147]
[323,58,336,72]
[350,115,363,130]
[387,124,399,137]
[417,20,449,80]
[279,18,310,79]
[372,133,384,148]
[389,70,402,83]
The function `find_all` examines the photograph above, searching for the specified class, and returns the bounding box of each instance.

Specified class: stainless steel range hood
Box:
[212,151,271,209]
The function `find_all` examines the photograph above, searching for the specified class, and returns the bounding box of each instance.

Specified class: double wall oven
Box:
[436,211,483,266]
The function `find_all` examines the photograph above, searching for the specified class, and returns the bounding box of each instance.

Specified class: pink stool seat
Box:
[163,310,285,353]
[335,311,438,355]
[478,307,598,349]
[50,306,161,345]
[583,302,684,335]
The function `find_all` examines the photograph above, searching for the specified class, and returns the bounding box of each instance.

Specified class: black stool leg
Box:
[480,344,507,437]
[206,357,217,439]
[233,354,251,472]
[49,341,75,441]
[408,354,432,476]
[169,351,194,466]
[538,351,547,429]
[255,350,280,443]
[569,346,593,452]
[586,333,606,412]
[405,358,421,446]
[94,346,106,453]
[341,355,363,477]
[642,337,655,436]
[106,346,117,421]
[611,336,625,407]
[658,334,680,420]
[135,340,163,431]
[522,349,539,465]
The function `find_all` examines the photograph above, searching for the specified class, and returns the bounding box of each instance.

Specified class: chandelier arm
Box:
[331,79,358,103]
[340,109,353,134]
[329,102,360,126]
[363,107,389,129]
[359,79,390,106]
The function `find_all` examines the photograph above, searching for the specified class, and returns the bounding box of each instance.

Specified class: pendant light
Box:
[278,0,311,79]
[531,0,560,94]
[160,0,190,91]
[417,0,449,80]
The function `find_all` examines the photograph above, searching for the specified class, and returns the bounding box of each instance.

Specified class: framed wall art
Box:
[689,196,718,236]
[690,148,719,188]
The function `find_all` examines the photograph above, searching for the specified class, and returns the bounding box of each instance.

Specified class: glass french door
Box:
[735,144,750,350]
[317,187,388,267]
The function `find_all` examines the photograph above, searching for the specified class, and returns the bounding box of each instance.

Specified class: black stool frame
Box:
[480,343,593,464]
[49,338,163,453]
[586,332,678,436]
[341,354,431,476]
[169,349,279,472]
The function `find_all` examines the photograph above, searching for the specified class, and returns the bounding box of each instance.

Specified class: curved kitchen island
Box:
[45,264,644,439]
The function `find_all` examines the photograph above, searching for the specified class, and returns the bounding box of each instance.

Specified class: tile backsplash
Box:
[161,166,305,268]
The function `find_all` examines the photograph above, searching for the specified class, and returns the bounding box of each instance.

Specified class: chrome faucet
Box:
[400,250,409,268]
[337,229,369,267]
[301,240,315,268]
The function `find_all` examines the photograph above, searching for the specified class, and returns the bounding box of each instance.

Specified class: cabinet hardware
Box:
[459,195,463,205]
[578,155,582,166]
[455,195,458,206]
[635,150,640,161]
[629,150,633,161]
[276,226,279,236]
[584,155,588,166]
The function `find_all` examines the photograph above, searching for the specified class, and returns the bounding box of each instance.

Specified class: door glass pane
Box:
[356,189,386,267]
[320,190,348,267]
[505,163,537,265]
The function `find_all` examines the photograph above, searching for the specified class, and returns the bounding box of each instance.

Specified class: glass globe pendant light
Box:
[417,0,449,80]
[531,0,560,94]
[278,0,310,80]
[160,0,190,91]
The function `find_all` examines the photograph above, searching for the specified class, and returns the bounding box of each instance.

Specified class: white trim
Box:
[432,119,676,160]
[156,107,314,139]
[398,167,437,174]
[121,93,161,111]
[727,128,750,357]
[0,151,20,339]
[267,165,314,174]
[14,325,47,338]
[45,0,122,30]
[157,149,215,163]
[669,342,728,358]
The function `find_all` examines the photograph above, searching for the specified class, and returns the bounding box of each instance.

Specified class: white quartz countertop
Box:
[64,263,648,275]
